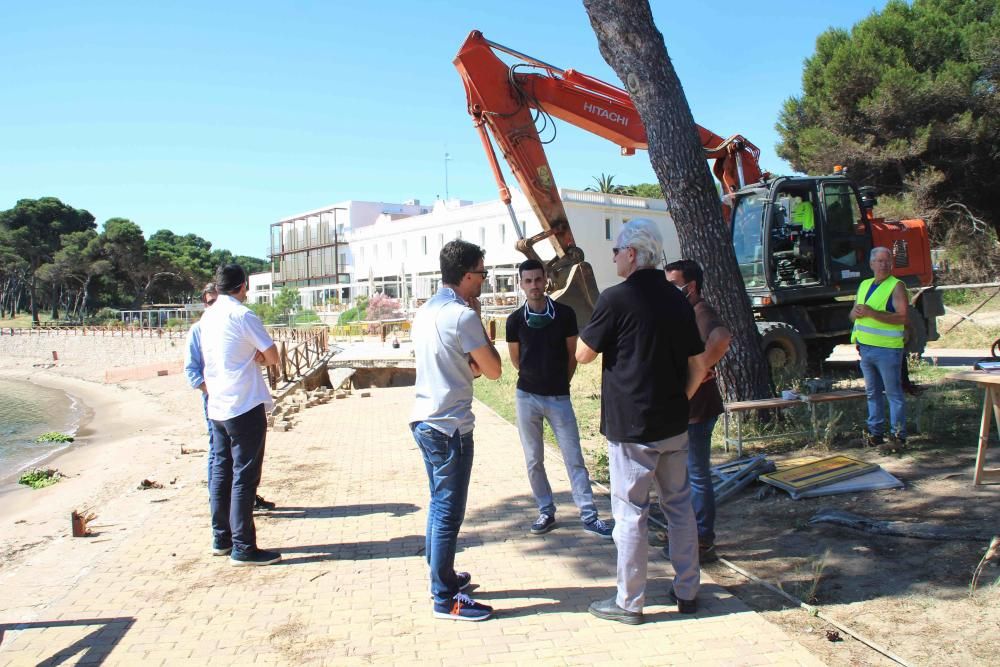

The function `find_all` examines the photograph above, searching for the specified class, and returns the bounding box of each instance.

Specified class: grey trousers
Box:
[608,432,700,612]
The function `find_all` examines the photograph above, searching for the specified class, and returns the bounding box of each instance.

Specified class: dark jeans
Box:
[202,393,214,483]
[411,422,474,606]
[687,417,718,544]
[209,403,267,555]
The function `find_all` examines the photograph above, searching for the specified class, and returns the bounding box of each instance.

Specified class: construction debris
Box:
[71,510,97,537]
[809,508,994,541]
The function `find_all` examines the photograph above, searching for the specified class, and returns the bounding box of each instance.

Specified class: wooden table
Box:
[946,370,1000,486]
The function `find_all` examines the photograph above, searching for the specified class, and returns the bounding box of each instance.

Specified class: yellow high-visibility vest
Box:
[851,276,904,348]
[792,201,815,231]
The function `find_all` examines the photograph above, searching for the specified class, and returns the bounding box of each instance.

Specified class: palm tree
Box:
[585,173,636,195]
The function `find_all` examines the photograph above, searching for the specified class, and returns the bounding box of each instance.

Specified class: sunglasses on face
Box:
[612,246,630,256]
[469,270,489,278]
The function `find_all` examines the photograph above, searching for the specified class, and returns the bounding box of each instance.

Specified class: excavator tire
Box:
[757,321,808,378]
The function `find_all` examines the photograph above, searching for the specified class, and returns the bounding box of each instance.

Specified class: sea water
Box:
[0,377,86,480]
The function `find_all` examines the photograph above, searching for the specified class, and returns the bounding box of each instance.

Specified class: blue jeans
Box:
[209,404,267,555]
[411,422,474,606]
[202,393,214,483]
[859,344,906,438]
[515,390,597,524]
[687,417,718,544]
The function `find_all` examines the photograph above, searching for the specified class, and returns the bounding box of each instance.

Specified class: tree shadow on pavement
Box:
[264,502,420,519]
[0,617,135,666]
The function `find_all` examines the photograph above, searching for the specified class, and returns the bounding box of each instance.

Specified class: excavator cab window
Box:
[732,191,766,287]
[769,188,820,288]
[822,182,870,280]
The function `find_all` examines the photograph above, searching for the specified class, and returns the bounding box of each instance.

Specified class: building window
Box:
[479,227,486,246]
[499,223,506,244]
[605,218,612,240]
[421,235,427,254]
[438,233,444,248]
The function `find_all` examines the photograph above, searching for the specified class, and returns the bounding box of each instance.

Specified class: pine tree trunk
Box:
[583,0,771,401]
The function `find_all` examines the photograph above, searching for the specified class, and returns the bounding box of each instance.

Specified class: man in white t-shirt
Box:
[200,264,280,566]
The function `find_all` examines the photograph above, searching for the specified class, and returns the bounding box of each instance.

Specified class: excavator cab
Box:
[731,175,874,305]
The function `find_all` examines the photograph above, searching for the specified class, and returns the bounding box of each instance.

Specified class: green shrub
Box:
[36,432,74,443]
[88,307,120,325]
[165,318,189,329]
[18,468,63,489]
[294,309,321,323]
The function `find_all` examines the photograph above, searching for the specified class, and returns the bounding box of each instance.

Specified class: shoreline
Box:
[0,374,94,486]
[0,362,206,572]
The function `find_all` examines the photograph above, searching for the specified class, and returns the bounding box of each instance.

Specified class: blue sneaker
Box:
[583,518,614,540]
[433,592,493,621]
[211,539,232,556]
[530,513,556,535]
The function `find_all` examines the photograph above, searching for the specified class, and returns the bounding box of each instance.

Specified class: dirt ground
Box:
[693,434,999,666]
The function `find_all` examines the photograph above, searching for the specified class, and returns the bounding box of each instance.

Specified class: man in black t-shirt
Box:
[506,259,613,539]
[577,219,708,625]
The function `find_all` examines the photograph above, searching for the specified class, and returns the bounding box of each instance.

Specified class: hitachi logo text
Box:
[583,102,628,127]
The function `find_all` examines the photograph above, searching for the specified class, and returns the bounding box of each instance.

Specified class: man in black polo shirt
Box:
[506,259,613,539]
[577,219,708,625]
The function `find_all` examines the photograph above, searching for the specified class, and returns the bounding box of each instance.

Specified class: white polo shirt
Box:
[200,294,275,421]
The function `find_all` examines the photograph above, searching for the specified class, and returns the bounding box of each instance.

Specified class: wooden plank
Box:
[725,397,801,411]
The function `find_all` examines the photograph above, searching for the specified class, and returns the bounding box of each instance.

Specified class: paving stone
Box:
[0,386,825,666]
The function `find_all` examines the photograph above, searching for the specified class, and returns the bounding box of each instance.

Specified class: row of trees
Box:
[0,197,267,324]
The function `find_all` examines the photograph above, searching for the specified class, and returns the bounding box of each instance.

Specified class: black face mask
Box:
[524,298,555,329]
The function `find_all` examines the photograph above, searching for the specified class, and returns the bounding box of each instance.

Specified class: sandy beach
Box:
[0,356,207,573]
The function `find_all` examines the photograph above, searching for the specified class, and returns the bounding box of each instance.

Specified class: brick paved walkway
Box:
[0,386,824,666]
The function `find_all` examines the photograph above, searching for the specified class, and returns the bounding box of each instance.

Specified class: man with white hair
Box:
[576,219,709,624]
[850,246,909,448]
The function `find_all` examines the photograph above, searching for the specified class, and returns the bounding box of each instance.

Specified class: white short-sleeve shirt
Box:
[200,294,275,421]
[409,287,488,436]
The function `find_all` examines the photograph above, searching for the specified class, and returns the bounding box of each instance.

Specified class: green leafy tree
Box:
[776,0,1000,237]
[628,182,664,199]
[273,286,300,319]
[36,230,111,319]
[0,198,95,323]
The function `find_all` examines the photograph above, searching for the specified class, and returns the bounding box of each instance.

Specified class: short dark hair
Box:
[664,258,703,292]
[200,282,217,303]
[215,264,247,295]
[517,259,545,278]
[440,240,485,285]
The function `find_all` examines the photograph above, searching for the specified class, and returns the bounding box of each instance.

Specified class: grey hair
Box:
[870,246,892,261]
[616,218,663,268]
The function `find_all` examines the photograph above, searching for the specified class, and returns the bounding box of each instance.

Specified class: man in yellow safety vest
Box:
[849,247,909,447]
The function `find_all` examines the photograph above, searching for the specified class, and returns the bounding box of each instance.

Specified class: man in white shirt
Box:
[200,264,281,566]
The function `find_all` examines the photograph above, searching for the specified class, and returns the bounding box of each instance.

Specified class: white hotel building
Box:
[264,188,678,311]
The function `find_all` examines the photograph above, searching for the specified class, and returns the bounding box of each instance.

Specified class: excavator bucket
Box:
[549,261,601,330]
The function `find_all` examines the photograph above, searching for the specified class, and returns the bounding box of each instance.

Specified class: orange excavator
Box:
[454,30,942,372]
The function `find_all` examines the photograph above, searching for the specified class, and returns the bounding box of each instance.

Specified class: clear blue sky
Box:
[0,1,885,259]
